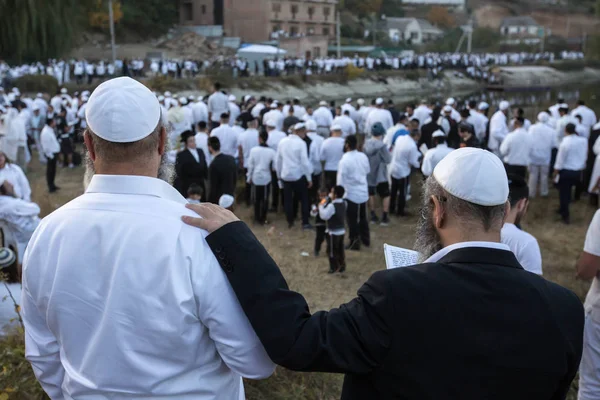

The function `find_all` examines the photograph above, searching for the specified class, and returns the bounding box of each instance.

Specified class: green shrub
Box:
[13,75,59,96]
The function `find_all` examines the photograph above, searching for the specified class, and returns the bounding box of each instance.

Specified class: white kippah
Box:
[219,194,234,208]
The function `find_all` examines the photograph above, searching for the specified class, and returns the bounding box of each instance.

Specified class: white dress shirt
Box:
[583,210,600,313]
[337,150,370,204]
[332,115,356,138]
[501,223,543,275]
[276,134,312,182]
[194,132,211,164]
[307,132,324,175]
[207,91,229,122]
[263,109,284,132]
[467,110,487,142]
[572,105,598,128]
[555,115,577,146]
[266,130,287,151]
[40,125,60,159]
[251,103,265,119]
[191,101,209,124]
[210,124,240,158]
[488,111,509,152]
[21,175,274,400]
[320,136,345,171]
[365,108,394,135]
[312,106,333,128]
[0,163,31,201]
[425,241,511,264]
[554,134,588,171]
[421,143,453,176]
[247,146,276,185]
[237,128,259,164]
[228,102,241,126]
[500,128,532,166]
[528,122,556,166]
[413,105,432,128]
[390,135,420,180]
[188,148,199,163]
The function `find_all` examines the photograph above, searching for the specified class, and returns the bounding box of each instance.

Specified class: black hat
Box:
[180,130,194,143]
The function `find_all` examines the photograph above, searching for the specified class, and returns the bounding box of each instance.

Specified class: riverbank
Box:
[495,66,600,88]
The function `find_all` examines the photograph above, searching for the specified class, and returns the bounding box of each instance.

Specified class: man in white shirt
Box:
[238,118,259,206]
[192,97,209,127]
[210,113,240,158]
[337,135,370,251]
[332,109,356,138]
[263,102,285,132]
[207,82,229,130]
[341,98,357,122]
[577,209,600,400]
[421,131,453,177]
[548,98,564,121]
[390,130,421,216]
[320,125,345,190]
[306,120,324,205]
[554,123,588,224]
[228,95,241,127]
[555,104,576,148]
[528,112,556,198]
[194,121,211,164]
[21,77,274,400]
[488,101,510,156]
[365,98,394,136]
[40,118,61,193]
[500,117,532,180]
[575,114,591,139]
[500,175,542,275]
[466,100,486,142]
[413,99,432,130]
[445,98,462,123]
[251,96,266,119]
[571,100,598,129]
[276,123,313,229]
[247,130,276,225]
[313,100,333,138]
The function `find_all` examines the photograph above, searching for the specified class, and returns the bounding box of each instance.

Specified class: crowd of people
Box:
[0,74,599,398]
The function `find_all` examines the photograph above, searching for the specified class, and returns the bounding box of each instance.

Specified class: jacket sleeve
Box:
[206,221,393,374]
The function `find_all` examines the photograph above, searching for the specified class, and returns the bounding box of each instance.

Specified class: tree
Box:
[119,0,178,38]
[597,0,600,17]
[88,0,124,29]
[427,6,455,29]
[341,0,383,18]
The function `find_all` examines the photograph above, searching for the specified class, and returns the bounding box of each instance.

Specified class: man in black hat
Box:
[174,130,208,198]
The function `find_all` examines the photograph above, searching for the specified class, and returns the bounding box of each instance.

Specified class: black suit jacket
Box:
[208,153,237,204]
[175,149,207,198]
[207,222,584,400]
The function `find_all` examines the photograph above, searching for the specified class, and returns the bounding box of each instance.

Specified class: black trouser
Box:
[324,170,337,191]
[253,183,270,223]
[390,176,409,216]
[244,168,252,206]
[346,200,370,248]
[326,234,346,272]
[575,170,584,201]
[283,177,309,226]
[504,164,528,180]
[46,155,57,190]
[558,169,582,221]
[309,173,321,205]
[315,225,327,253]
[551,148,558,171]
[271,170,282,209]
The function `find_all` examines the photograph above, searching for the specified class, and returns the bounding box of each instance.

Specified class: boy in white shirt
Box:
[246,130,276,224]
[318,185,347,274]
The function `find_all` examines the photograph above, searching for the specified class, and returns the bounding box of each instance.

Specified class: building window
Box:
[308,7,314,20]
[201,4,206,14]
[272,25,281,33]
[182,2,193,21]
[314,46,321,57]
[272,3,281,12]
[290,26,299,36]
[324,7,330,22]
[291,4,298,20]
[410,31,418,39]
[323,27,330,36]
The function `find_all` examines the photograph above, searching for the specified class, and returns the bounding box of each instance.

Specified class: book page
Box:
[384,244,420,270]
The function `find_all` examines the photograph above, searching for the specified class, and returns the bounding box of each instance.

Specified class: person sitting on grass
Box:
[187,183,203,204]
[318,185,346,274]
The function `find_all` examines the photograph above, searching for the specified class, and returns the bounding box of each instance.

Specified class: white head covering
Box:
[432,130,445,138]
[478,102,489,111]
[443,105,452,113]
[60,88,67,94]
[188,95,195,101]
[36,93,43,98]
[306,119,317,132]
[375,98,384,105]
[499,101,510,111]
[537,112,550,123]
[244,95,252,102]
[86,77,161,143]
[331,124,342,131]
[446,98,455,106]
[294,122,306,130]
[357,98,365,106]
[228,94,236,102]
[179,97,188,105]
[266,120,277,128]
[158,95,165,102]
[12,88,20,96]
[345,98,352,103]
[7,93,16,102]
[32,104,40,111]
[319,100,327,107]
[164,91,172,98]
[219,194,234,208]
[433,148,509,207]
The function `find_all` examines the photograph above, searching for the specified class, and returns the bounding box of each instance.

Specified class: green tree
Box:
[0,0,89,63]
[118,0,178,38]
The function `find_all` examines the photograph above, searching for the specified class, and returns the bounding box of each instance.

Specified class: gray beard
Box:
[414,207,443,262]
[83,151,175,190]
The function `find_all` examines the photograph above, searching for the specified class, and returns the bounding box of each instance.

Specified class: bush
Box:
[0,331,47,399]
[13,75,59,96]
[145,75,194,93]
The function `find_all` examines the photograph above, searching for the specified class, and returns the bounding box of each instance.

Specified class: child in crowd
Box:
[318,185,346,274]
[311,188,329,257]
[187,183,203,204]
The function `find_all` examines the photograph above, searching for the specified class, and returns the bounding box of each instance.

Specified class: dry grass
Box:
[11,151,592,399]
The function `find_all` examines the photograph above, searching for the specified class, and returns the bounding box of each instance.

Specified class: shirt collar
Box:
[86,175,187,205]
[424,241,510,264]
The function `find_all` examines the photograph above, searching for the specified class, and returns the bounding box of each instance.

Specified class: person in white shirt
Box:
[574,114,590,139]
[40,119,61,193]
[555,104,577,149]
[306,120,324,205]
[488,101,510,156]
[238,118,260,206]
[251,97,266,119]
[548,98,564,121]
[576,209,600,400]
[312,101,333,138]
[500,117,532,180]
[179,97,194,132]
[194,121,211,164]
[421,131,454,177]
[466,100,487,142]
[365,98,394,136]
[0,182,41,259]
[276,123,313,229]
[554,123,588,224]
[500,175,542,275]
[571,100,598,129]
[528,112,556,198]
[228,95,241,127]
[263,102,285,132]
[247,130,276,225]
[341,98,357,123]
[413,99,432,129]
[332,109,356,138]
[445,97,462,123]
[21,77,274,400]
[337,135,370,251]
[320,125,345,190]
[508,108,531,132]
[0,150,30,201]
[207,82,229,130]
[210,114,240,158]
[192,97,209,127]
[390,130,421,216]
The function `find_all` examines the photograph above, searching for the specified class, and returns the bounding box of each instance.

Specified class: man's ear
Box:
[502,201,511,225]
[83,131,96,162]
[158,127,167,156]
[431,196,444,229]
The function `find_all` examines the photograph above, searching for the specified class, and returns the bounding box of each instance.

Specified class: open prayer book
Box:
[384,244,420,270]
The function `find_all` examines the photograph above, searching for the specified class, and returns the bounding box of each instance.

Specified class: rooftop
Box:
[501,16,539,27]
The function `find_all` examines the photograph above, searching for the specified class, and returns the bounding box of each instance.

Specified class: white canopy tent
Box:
[236,45,287,74]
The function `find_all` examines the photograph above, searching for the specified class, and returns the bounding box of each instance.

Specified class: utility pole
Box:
[336,11,341,58]
[466,18,473,53]
[108,0,117,65]
[372,14,377,47]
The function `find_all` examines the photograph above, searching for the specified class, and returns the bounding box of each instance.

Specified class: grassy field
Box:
[2,151,593,399]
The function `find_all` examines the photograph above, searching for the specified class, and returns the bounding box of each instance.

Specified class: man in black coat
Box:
[419,107,442,149]
[183,148,583,400]
[207,136,237,205]
[174,131,207,198]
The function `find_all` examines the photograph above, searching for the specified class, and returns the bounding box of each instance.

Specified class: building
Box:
[401,0,465,8]
[385,17,444,45]
[500,16,543,37]
[179,0,337,43]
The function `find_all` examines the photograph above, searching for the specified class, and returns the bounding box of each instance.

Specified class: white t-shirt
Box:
[584,210,600,313]
[501,223,543,275]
